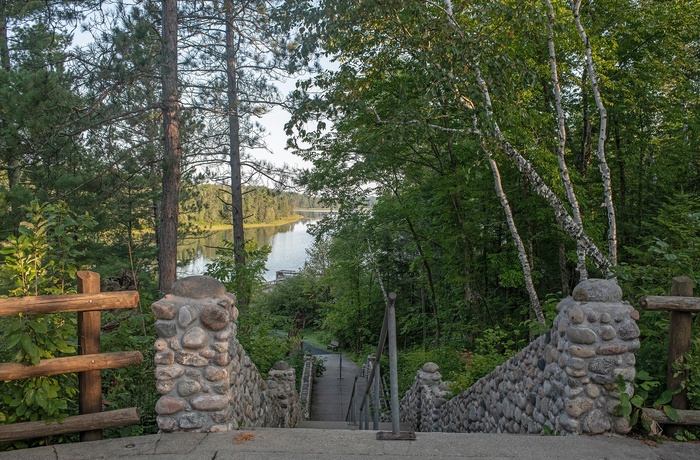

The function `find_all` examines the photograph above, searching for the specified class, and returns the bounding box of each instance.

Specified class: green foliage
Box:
[448,328,519,395]
[205,239,272,301]
[615,370,679,434]
[0,201,94,433]
[392,344,465,396]
[677,338,700,410]
[236,304,292,380]
[100,303,158,438]
[0,201,95,297]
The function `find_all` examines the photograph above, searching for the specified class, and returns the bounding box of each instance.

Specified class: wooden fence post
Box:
[667,276,693,437]
[77,271,102,442]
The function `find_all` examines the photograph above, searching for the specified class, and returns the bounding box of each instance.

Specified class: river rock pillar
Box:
[152,276,238,432]
[550,278,640,434]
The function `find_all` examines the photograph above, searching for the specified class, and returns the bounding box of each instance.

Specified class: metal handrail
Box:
[345,292,401,435]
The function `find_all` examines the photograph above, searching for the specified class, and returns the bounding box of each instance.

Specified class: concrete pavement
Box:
[308,352,364,423]
[2,427,699,459]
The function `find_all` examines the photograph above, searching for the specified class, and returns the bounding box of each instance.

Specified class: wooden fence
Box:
[639,276,700,435]
[0,271,143,443]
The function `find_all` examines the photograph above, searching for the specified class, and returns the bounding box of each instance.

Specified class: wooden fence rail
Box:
[0,271,143,443]
[639,276,699,437]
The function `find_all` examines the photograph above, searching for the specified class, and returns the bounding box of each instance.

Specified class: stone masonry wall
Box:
[152,276,301,432]
[399,279,640,435]
[299,354,316,420]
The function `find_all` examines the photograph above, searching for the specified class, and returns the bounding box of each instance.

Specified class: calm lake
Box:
[177,210,329,281]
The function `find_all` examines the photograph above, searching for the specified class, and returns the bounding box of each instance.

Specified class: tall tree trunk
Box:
[466,67,612,276]
[477,117,545,325]
[0,2,9,71]
[572,0,617,266]
[225,2,248,307]
[544,0,588,281]
[158,0,181,295]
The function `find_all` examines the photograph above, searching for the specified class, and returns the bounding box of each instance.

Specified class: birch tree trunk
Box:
[477,118,545,325]
[571,0,617,266]
[471,66,612,276]
[544,0,588,281]
[158,0,181,295]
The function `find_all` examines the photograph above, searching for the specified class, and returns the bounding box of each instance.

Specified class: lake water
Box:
[177,210,329,281]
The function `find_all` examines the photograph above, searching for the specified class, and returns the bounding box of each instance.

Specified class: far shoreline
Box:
[199,209,333,232]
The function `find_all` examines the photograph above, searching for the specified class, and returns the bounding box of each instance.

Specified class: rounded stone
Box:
[630,309,640,320]
[582,409,611,434]
[155,338,168,351]
[178,305,198,328]
[192,395,229,411]
[600,313,611,323]
[613,367,636,381]
[572,279,622,302]
[618,321,640,340]
[156,396,186,415]
[214,328,232,340]
[182,327,208,349]
[177,379,201,397]
[176,351,209,367]
[200,349,215,359]
[155,350,175,365]
[156,379,175,395]
[213,353,230,366]
[155,322,177,338]
[596,343,627,355]
[585,384,601,399]
[589,356,615,375]
[627,339,641,352]
[565,397,594,418]
[201,306,230,331]
[178,413,207,429]
[273,360,290,370]
[600,325,616,341]
[204,366,228,382]
[152,301,176,320]
[567,357,586,370]
[567,327,597,345]
[157,416,177,432]
[569,307,585,324]
[213,342,229,353]
[587,311,600,323]
[155,364,185,380]
[613,416,631,434]
[569,345,596,358]
[171,275,227,299]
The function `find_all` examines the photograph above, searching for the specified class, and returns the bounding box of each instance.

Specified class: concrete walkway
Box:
[308,353,364,423]
[3,427,698,459]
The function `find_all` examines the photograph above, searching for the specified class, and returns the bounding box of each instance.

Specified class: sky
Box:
[247,78,312,171]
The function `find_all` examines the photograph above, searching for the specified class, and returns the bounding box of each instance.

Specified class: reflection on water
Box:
[177,210,329,281]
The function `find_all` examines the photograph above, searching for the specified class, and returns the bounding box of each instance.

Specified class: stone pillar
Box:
[266,361,301,427]
[550,278,640,434]
[152,276,238,432]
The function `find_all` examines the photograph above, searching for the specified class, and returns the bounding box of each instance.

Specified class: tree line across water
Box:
[181,184,324,228]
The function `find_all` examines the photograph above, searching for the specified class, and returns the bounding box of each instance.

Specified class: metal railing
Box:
[345,293,414,439]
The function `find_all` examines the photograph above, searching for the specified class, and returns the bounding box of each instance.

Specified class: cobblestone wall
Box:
[299,354,316,420]
[152,276,301,432]
[400,279,639,435]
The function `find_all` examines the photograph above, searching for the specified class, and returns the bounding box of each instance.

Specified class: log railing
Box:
[639,276,700,436]
[0,271,143,443]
